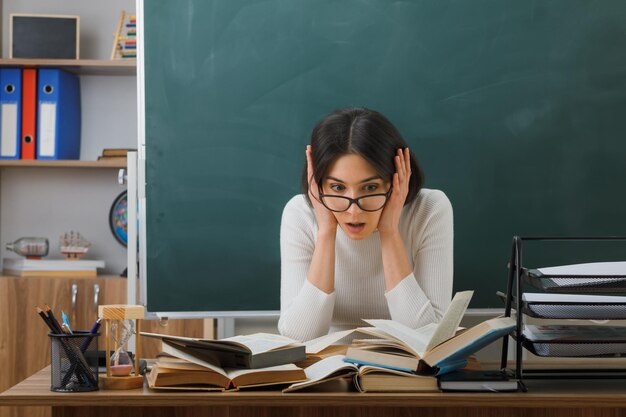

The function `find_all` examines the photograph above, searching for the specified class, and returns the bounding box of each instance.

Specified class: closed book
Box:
[356,365,438,393]
[98,155,127,161]
[438,370,518,392]
[141,331,306,369]
[101,148,135,157]
[4,269,97,277]
[148,356,306,391]
[345,343,419,373]
[3,258,105,272]
[3,258,105,276]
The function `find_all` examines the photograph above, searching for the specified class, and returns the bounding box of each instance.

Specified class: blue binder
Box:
[0,69,22,159]
[36,69,81,160]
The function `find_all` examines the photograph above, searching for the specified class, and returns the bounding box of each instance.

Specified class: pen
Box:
[62,311,73,333]
[64,317,102,387]
[61,323,74,334]
[80,318,102,352]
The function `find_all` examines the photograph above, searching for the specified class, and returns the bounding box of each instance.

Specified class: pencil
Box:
[36,307,56,332]
[44,304,64,334]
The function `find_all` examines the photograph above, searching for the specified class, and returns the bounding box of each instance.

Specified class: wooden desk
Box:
[2,367,626,417]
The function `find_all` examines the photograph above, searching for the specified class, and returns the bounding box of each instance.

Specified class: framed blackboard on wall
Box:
[139,0,626,316]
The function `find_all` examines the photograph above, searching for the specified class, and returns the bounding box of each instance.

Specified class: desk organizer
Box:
[500,236,626,391]
[49,331,99,392]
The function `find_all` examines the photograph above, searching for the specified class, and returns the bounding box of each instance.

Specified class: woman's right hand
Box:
[306,145,338,234]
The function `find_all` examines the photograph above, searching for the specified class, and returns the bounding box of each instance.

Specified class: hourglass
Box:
[98,305,145,390]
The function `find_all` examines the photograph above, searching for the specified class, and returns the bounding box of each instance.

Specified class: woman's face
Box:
[321,154,390,240]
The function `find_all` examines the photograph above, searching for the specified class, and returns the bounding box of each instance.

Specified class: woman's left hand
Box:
[378,148,411,236]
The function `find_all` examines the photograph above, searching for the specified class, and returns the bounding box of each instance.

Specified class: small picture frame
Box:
[10,14,80,60]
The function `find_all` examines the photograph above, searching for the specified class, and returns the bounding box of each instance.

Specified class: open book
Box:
[348,315,516,375]
[141,331,306,369]
[147,343,306,391]
[283,355,438,393]
[345,290,473,373]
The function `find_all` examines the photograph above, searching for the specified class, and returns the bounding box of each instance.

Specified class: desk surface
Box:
[2,367,626,409]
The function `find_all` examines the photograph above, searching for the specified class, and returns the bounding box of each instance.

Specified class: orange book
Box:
[21,69,37,160]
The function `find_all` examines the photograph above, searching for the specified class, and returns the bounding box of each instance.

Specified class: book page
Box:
[305,329,356,354]
[225,363,301,379]
[156,360,209,372]
[222,333,301,355]
[283,355,357,392]
[350,338,416,356]
[358,365,420,377]
[362,320,437,357]
[363,291,473,356]
[355,327,390,339]
[426,290,473,350]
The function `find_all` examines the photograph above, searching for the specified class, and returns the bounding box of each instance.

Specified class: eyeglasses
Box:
[318,189,392,212]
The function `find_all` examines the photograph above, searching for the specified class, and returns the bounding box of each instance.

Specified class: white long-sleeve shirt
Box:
[278,188,454,342]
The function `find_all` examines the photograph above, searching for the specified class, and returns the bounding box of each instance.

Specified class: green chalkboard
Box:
[143,0,626,312]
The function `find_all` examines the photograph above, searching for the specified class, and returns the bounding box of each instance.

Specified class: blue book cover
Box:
[426,317,516,376]
[342,358,415,374]
[36,69,81,160]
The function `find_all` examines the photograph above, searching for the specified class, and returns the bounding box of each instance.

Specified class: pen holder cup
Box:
[49,331,100,392]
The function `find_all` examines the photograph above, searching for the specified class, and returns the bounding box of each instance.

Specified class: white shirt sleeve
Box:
[385,190,454,328]
[277,196,336,341]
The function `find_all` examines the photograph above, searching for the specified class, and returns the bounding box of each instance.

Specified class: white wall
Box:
[0,0,136,275]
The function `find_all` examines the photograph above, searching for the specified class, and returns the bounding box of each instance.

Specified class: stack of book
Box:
[141,332,307,391]
[285,291,518,393]
[97,148,136,162]
[3,258,105,277]
[141,291,517,393]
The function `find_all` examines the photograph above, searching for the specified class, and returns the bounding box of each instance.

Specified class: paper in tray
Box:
[522,293,626,320]
[522,325,626,357]
[523,262,626,293]
[522,340,626,357]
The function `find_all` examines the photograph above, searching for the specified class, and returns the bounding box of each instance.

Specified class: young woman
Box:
[278,108,453,342]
